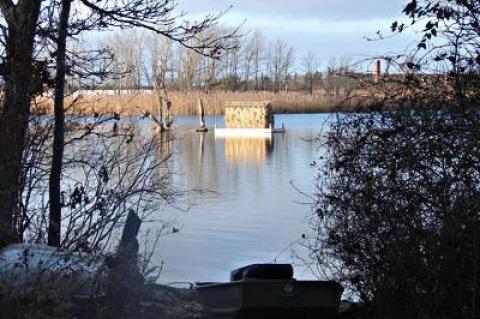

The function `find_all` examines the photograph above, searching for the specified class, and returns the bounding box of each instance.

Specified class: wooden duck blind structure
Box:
[215,101,285,138]
[225,101,274,129]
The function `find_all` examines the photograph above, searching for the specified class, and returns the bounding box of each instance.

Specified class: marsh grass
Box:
[37,90,368,116]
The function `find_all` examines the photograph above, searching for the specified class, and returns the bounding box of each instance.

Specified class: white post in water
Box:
[196,98,208,132]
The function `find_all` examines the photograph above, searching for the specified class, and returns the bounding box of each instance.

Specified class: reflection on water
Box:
[223,137,274,165]
[147,114,330,284]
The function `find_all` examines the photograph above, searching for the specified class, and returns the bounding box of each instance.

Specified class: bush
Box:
[310,108,480,319]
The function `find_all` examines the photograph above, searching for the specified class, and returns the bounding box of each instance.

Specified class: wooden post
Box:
[106,210,143,319]
[118,210,141,261]
[374,60,382,84]
[165,100,173,129]
[196,98,208,132]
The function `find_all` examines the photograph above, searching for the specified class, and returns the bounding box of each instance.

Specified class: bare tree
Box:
[0,0,43,248]
[303,51,319,95]
[251,30,265,92]
[283,46,295,92]
[49,0,73,247]
[39,1,239,247]
[271,38,285,93]
[268,38,295,93]
[242,33,255,91]
[0,0,239,249]
[177,41,201,91]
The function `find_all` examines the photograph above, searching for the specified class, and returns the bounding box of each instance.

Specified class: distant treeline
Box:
[69,28,363,96]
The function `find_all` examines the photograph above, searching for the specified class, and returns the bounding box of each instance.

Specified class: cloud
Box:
[175,0,416,63]
[177,0,407,21]
[222,13,395,35]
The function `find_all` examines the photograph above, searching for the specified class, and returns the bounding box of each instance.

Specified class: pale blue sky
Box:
[178,0,417,67]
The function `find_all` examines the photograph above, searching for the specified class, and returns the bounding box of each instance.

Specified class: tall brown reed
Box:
[37,90,366,116]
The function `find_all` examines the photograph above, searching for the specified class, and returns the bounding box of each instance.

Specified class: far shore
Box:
[35,89,371,116]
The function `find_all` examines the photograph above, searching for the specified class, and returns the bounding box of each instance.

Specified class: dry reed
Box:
[36,90,366,116]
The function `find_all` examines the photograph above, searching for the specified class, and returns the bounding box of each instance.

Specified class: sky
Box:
[178,0,418,69]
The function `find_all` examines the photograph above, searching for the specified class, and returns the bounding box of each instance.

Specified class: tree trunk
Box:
[0,1,42,248]
[48,0,72,247]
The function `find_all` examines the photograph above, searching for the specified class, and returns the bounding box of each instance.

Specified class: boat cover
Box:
[230,264,294,281]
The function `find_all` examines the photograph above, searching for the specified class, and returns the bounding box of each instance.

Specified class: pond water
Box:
[146,114,332,284]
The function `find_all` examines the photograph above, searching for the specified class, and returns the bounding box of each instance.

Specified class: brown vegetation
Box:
[37,90,366,116]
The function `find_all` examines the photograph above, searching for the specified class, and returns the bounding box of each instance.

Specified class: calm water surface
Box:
[148,114,332,284]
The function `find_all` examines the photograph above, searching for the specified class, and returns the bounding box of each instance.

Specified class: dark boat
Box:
[196,264,343,319]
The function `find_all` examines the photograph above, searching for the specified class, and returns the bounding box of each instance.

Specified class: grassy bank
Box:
[37,90,365,116]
